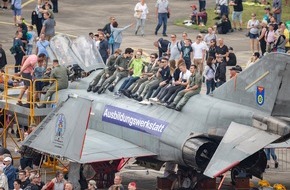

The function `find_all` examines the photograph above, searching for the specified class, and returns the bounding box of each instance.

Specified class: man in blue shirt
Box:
[3,157,16,190]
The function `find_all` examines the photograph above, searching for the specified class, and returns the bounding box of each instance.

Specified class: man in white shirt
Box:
[191,35,206,74]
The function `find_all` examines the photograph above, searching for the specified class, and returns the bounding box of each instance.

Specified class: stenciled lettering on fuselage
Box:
[102,105,168,137]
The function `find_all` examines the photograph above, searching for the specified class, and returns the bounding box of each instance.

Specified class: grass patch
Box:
[175,0,290,30]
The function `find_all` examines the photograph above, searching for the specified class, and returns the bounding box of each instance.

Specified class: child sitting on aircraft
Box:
[166,64,202,111]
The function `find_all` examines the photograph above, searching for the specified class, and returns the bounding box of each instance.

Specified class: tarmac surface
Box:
[1,0,290,189]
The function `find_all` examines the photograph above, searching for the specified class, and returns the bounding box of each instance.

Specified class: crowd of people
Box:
[87,31,242,111]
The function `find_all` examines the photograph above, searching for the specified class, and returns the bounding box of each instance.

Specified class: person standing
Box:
[203,57,216,95]
[217,0,229,17]
[13,31,26,73]
[16,54,46,106]
[36,34,50,57]
[154,0,170,37]
[40,11,56,41]
[247,13,260,54]
[103,17,115,40]
[281,23,290,52]
[199,0,206,12]
[51,0,58,13]
[98,32,109,63]
[272,0,282,24]
[0,167,8,190]
[3,157,16,190]
[192,35,206,74]
[258,20,268,56]
[214,55,226,87]
[0,44,7,70]
[134,0,149,36]
[110,21,133,54]
[11,0,22,26]
[229,0,243,31]
[264,148,279,168]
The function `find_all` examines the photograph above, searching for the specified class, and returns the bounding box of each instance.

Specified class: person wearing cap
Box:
[88,180,97,190]
[3,156,16,190]
[229,65,242,79]
[16,54,46,107]
[190,4,198,24]
[128,182,137,190]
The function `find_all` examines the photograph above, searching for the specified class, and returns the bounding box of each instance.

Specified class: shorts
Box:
[232,11,242,22]
[35,81,43,91]
[22,73,32,87]
[249,33,259,39]
[13,8,22,16]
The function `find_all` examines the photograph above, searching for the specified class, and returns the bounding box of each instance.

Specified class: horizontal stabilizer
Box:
[204,122,280,178]
[23,96,92,162]
[80,129,156,163]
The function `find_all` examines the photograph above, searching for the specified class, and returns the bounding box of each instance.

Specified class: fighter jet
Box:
[22,45,290,186]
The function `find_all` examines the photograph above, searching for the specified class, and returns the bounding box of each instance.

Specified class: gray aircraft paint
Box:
[22,53,290,178]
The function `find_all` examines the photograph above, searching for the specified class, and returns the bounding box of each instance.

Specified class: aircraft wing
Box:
[203,122,281,178]
[22,95,155,163]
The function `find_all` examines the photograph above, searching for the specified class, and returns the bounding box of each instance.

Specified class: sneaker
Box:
[135,31,137,35]
[16,101,23,106]
[136,96,143,102]
[139,99,150,105]
[87,86,92,92]
[92,86,99,93]
[238,28,243,31]
[123,90,131,98]
[166,103,176,109]
[154,31,157,35]
[275,162,279,168]
[108,85,115,92]
[266,164,270,169]
[149,97,158,102]
[175,107,181,111]
[163,34,168,37]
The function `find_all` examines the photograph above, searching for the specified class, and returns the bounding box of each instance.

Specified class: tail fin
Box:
[213,53,290,117]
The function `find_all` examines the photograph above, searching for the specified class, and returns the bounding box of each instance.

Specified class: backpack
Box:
[108,32,114,44]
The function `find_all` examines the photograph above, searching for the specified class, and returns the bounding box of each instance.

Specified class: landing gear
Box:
[230,166,246,185]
